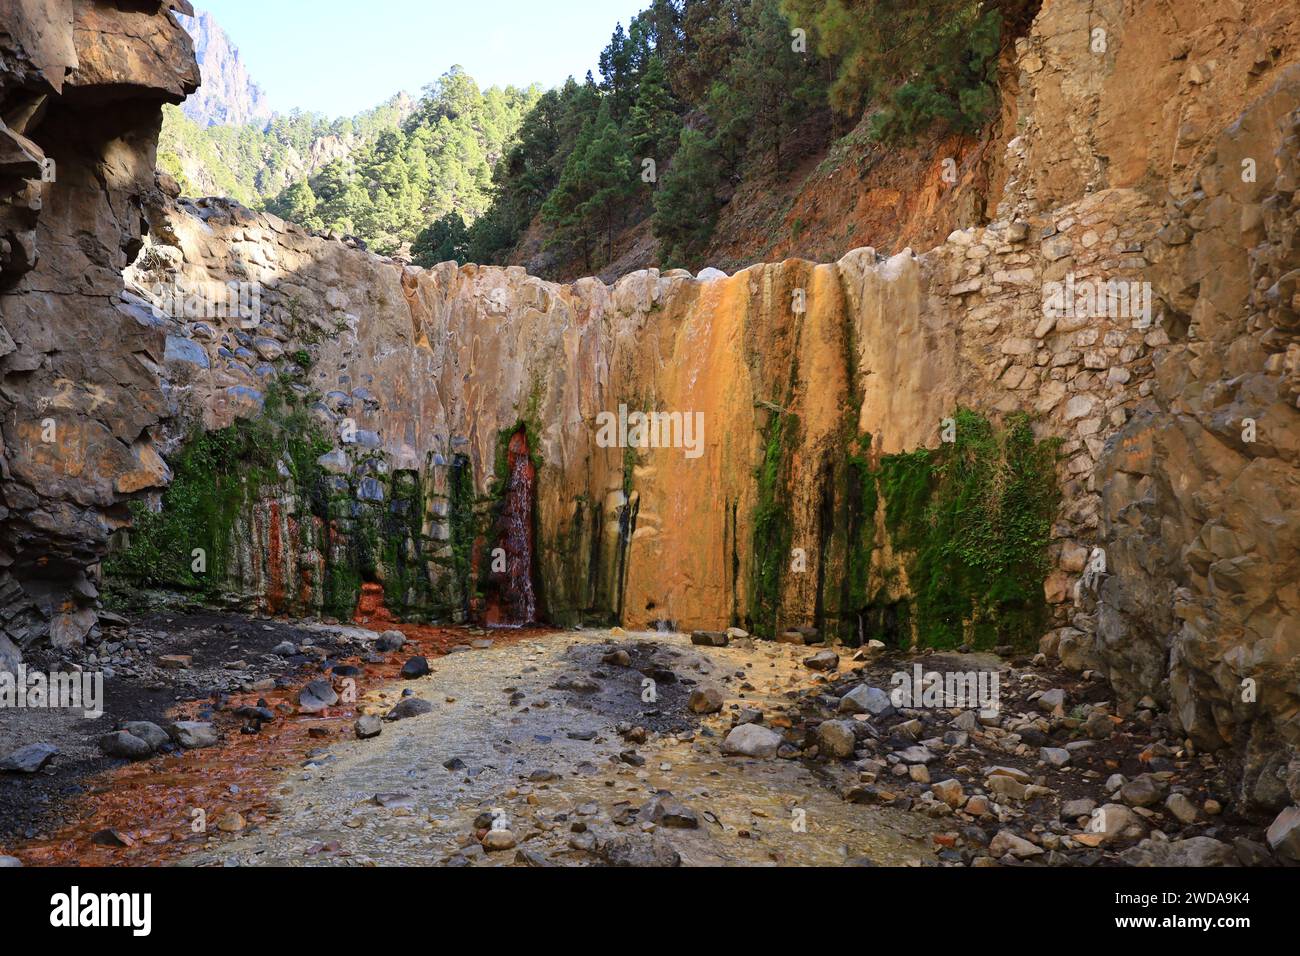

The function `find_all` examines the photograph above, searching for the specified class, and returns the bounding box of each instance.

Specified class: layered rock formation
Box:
[0,0,199,669]
[1093,68,1300,812]
[118,177,1160,640]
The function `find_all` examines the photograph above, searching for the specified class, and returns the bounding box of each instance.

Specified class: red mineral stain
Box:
[484,428,538,627]
[7,586,551,867]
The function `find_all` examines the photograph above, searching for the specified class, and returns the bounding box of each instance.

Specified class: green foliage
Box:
[471,0,829,274]
[859,409,1060,650]
[749,411,800,638]
[412,211,470,267]
[780,0,1024,142]
[541,100,637,271]
[867,7,1003,143]
[653,128,723,268]
[105,382,332,599]
[158,97,410,209]
[161,71,538,257]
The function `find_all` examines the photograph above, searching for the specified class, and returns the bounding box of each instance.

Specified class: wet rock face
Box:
[121,187,1162,637]
[0,1,199,662]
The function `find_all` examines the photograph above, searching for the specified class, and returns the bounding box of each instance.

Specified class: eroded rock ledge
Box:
[0,0,199,668]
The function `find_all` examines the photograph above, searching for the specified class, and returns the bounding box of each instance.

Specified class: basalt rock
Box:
[0,0,199,665]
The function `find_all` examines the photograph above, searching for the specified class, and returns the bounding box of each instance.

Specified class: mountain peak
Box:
[177,8,272,128]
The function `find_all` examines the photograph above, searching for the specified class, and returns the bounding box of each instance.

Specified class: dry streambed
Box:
[182,630,940,867]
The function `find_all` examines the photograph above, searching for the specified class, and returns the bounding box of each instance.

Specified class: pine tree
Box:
[652,127,722,269]
[627,56,682,167]
[412,212,470,267]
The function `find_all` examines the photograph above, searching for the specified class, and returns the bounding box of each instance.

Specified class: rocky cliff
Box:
[0,0,199,670]
[1,0,1296,813]
[176,8,270,129]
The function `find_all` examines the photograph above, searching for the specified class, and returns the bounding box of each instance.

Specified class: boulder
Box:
[1266,806,1300,862]
[0,743,58,772]
[721,723,783,758]
[298,679,339,713]
[839,684,895,717]
[816,720,857,758]
[98,731,153,760]
[687,686,725,714]
[167,721,218,750]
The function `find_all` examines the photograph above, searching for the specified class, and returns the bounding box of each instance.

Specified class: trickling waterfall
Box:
[490,428,538,627]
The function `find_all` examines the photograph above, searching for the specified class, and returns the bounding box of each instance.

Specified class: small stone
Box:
[1040,746,1071,768]
[386,697,434,721]
[839,684,894,717]
[688,686,725,714]
[690,631,728,647]
[897,745,935,765]
[400,656,431,679]
[932,779,964,808]
[1093,803,1148,844]
[1121,774,1164,808]
[167,722,218,750]
[216,811,245,833]
[1061,797,1096,820]
[1084,710,1114,739]
[122,721,169,751]
[817,720,857,758]
[376,630,406,651]
[1266,806,1300,862]
[355,716,383,739]
[98,731,153,760]
[1165,792,1200,825]
[599,833,681,867]
[91,828,135,848]
[1037,688,1067,714]
[989,830,1043,858]
[298,679,339,713]
[0,743,58,773]
[642,794,700,829]
[482,829,517,851]
[803,650,840,672]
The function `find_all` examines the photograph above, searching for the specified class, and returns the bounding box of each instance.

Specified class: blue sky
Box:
[197,0,651,117]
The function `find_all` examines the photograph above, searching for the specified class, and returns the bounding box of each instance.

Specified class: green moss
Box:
[851,409,1061,650]
[749,410,800,638]
[843,434,879,615]
[105,380,333,605]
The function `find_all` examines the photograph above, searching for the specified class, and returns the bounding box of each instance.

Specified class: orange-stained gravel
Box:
[12,584,554,866]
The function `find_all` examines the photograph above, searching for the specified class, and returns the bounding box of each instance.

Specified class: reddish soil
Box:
[12,585,554,867]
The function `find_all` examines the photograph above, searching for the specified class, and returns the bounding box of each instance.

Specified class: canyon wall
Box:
[0,0,198,670]
[0,0,1296,806]
[121,179,1159,640]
